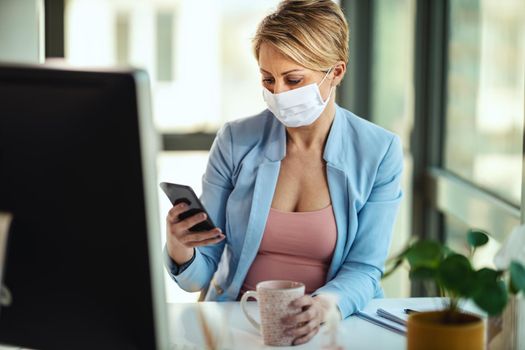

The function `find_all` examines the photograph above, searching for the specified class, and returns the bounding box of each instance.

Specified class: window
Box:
[64,0,282,303]
[369,0,416,298]
[444,0,525,205]
[115,10,130,66]
[156,11,174,82]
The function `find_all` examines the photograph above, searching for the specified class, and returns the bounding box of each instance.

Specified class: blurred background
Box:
[1,0,524,308]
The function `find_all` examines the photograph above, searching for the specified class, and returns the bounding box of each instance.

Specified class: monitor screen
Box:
[0,64,169,350]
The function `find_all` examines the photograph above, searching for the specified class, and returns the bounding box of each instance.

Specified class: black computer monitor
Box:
[0,64,169,350]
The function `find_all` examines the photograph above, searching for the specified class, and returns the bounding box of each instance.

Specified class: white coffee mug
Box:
[240,280,305,346]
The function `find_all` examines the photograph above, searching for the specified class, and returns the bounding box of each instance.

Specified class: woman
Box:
[164,0,403,345]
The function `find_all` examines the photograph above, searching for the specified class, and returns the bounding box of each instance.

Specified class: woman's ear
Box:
[331,61,346,87]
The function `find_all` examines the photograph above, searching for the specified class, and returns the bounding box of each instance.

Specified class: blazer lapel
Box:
[325,164,348,280]
[230,115,285,290]
[231,161,281,290]
[324,105,350,280]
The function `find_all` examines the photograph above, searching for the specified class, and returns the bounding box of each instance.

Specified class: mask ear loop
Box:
[318,66,335,87]
[318,66,335,103]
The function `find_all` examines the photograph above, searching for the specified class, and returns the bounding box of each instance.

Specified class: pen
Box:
[404,308,419,314]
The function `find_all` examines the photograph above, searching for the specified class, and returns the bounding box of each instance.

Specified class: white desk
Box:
[0,297,482,350]
[166,297,456,350]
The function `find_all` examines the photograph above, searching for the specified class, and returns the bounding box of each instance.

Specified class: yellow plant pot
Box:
[407,311,485,350]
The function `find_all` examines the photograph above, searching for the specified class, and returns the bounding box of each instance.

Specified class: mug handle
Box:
[240,290,260,331]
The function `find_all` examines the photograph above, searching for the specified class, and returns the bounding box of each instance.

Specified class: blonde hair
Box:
[253,0,349,72]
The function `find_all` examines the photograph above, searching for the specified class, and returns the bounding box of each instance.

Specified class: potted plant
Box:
[383,229,525,350]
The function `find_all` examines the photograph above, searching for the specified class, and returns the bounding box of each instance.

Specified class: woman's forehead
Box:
[258,43,308,74]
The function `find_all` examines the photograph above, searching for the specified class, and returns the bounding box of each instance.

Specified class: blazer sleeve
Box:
[165,123,234,292]
[313,135,404,319]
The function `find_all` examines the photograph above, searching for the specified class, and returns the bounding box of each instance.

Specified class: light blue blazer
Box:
[168,104,403,319]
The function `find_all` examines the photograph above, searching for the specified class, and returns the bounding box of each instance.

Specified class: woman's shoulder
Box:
[211,109,280,167]
[216,109,278,148]
[336,105,399,145]
[333,106,403,174]
[222,109,275,135]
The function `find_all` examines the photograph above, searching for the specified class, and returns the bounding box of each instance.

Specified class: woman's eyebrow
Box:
[259,68,305,75]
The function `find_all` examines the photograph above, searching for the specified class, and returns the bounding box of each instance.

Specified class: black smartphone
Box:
[159,182,217,232]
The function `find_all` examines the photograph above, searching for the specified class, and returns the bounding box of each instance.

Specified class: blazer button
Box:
[215,286,224,295]
[214,282,224,295]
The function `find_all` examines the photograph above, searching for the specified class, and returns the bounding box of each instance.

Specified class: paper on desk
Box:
[375,306,442,327]
[356,310,407,335]
[356,298,448,336]
[376,308,409,326]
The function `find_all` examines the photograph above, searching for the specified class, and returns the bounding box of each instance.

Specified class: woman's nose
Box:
[273,80,289,94]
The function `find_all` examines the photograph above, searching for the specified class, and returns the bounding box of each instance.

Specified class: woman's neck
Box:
[285,100,336,152]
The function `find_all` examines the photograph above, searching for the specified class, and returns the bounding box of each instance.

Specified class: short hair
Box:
[253,0,349,72]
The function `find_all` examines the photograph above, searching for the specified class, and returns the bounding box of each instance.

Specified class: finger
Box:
[167,203,189,223]
[290,295,314,309]
[292,326,320,346]
[285,318,319,338]
[177,212,211,231]
[186,235,225,247]
[283,305,317,325]
[282,296,315,325]
[179,229,223,244]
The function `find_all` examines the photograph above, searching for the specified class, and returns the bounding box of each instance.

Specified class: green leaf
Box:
[409,267,437,280]
[476,268,499,282]
[472,267,499,295]
[510,261,525,293]
[472,280,508,316]
[405,240,443,269]
[467,229,489,248]
[437,254,475,296]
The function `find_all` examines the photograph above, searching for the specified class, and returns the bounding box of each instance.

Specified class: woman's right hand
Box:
[166,202,225,265]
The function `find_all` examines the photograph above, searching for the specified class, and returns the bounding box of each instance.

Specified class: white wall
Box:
[0,0,44,64]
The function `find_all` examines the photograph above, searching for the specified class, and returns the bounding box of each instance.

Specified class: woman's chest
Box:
[270,156,331,212]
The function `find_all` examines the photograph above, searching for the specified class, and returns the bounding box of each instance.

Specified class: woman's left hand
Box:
[281,295,329,345]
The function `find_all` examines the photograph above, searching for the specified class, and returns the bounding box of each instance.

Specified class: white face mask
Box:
[262,68,334,128]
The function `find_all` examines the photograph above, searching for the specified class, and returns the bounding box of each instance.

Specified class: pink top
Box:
[239,205,337,297]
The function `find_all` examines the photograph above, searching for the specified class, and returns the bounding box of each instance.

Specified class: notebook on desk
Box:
[356,309,407,335]
[376,308,409,326]
[355,297,450,335]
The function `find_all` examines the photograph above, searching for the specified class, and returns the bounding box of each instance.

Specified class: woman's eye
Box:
[285,76,303,85]
[262,78,274,84]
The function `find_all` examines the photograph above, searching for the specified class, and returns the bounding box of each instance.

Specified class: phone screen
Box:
[159,182,217,232]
